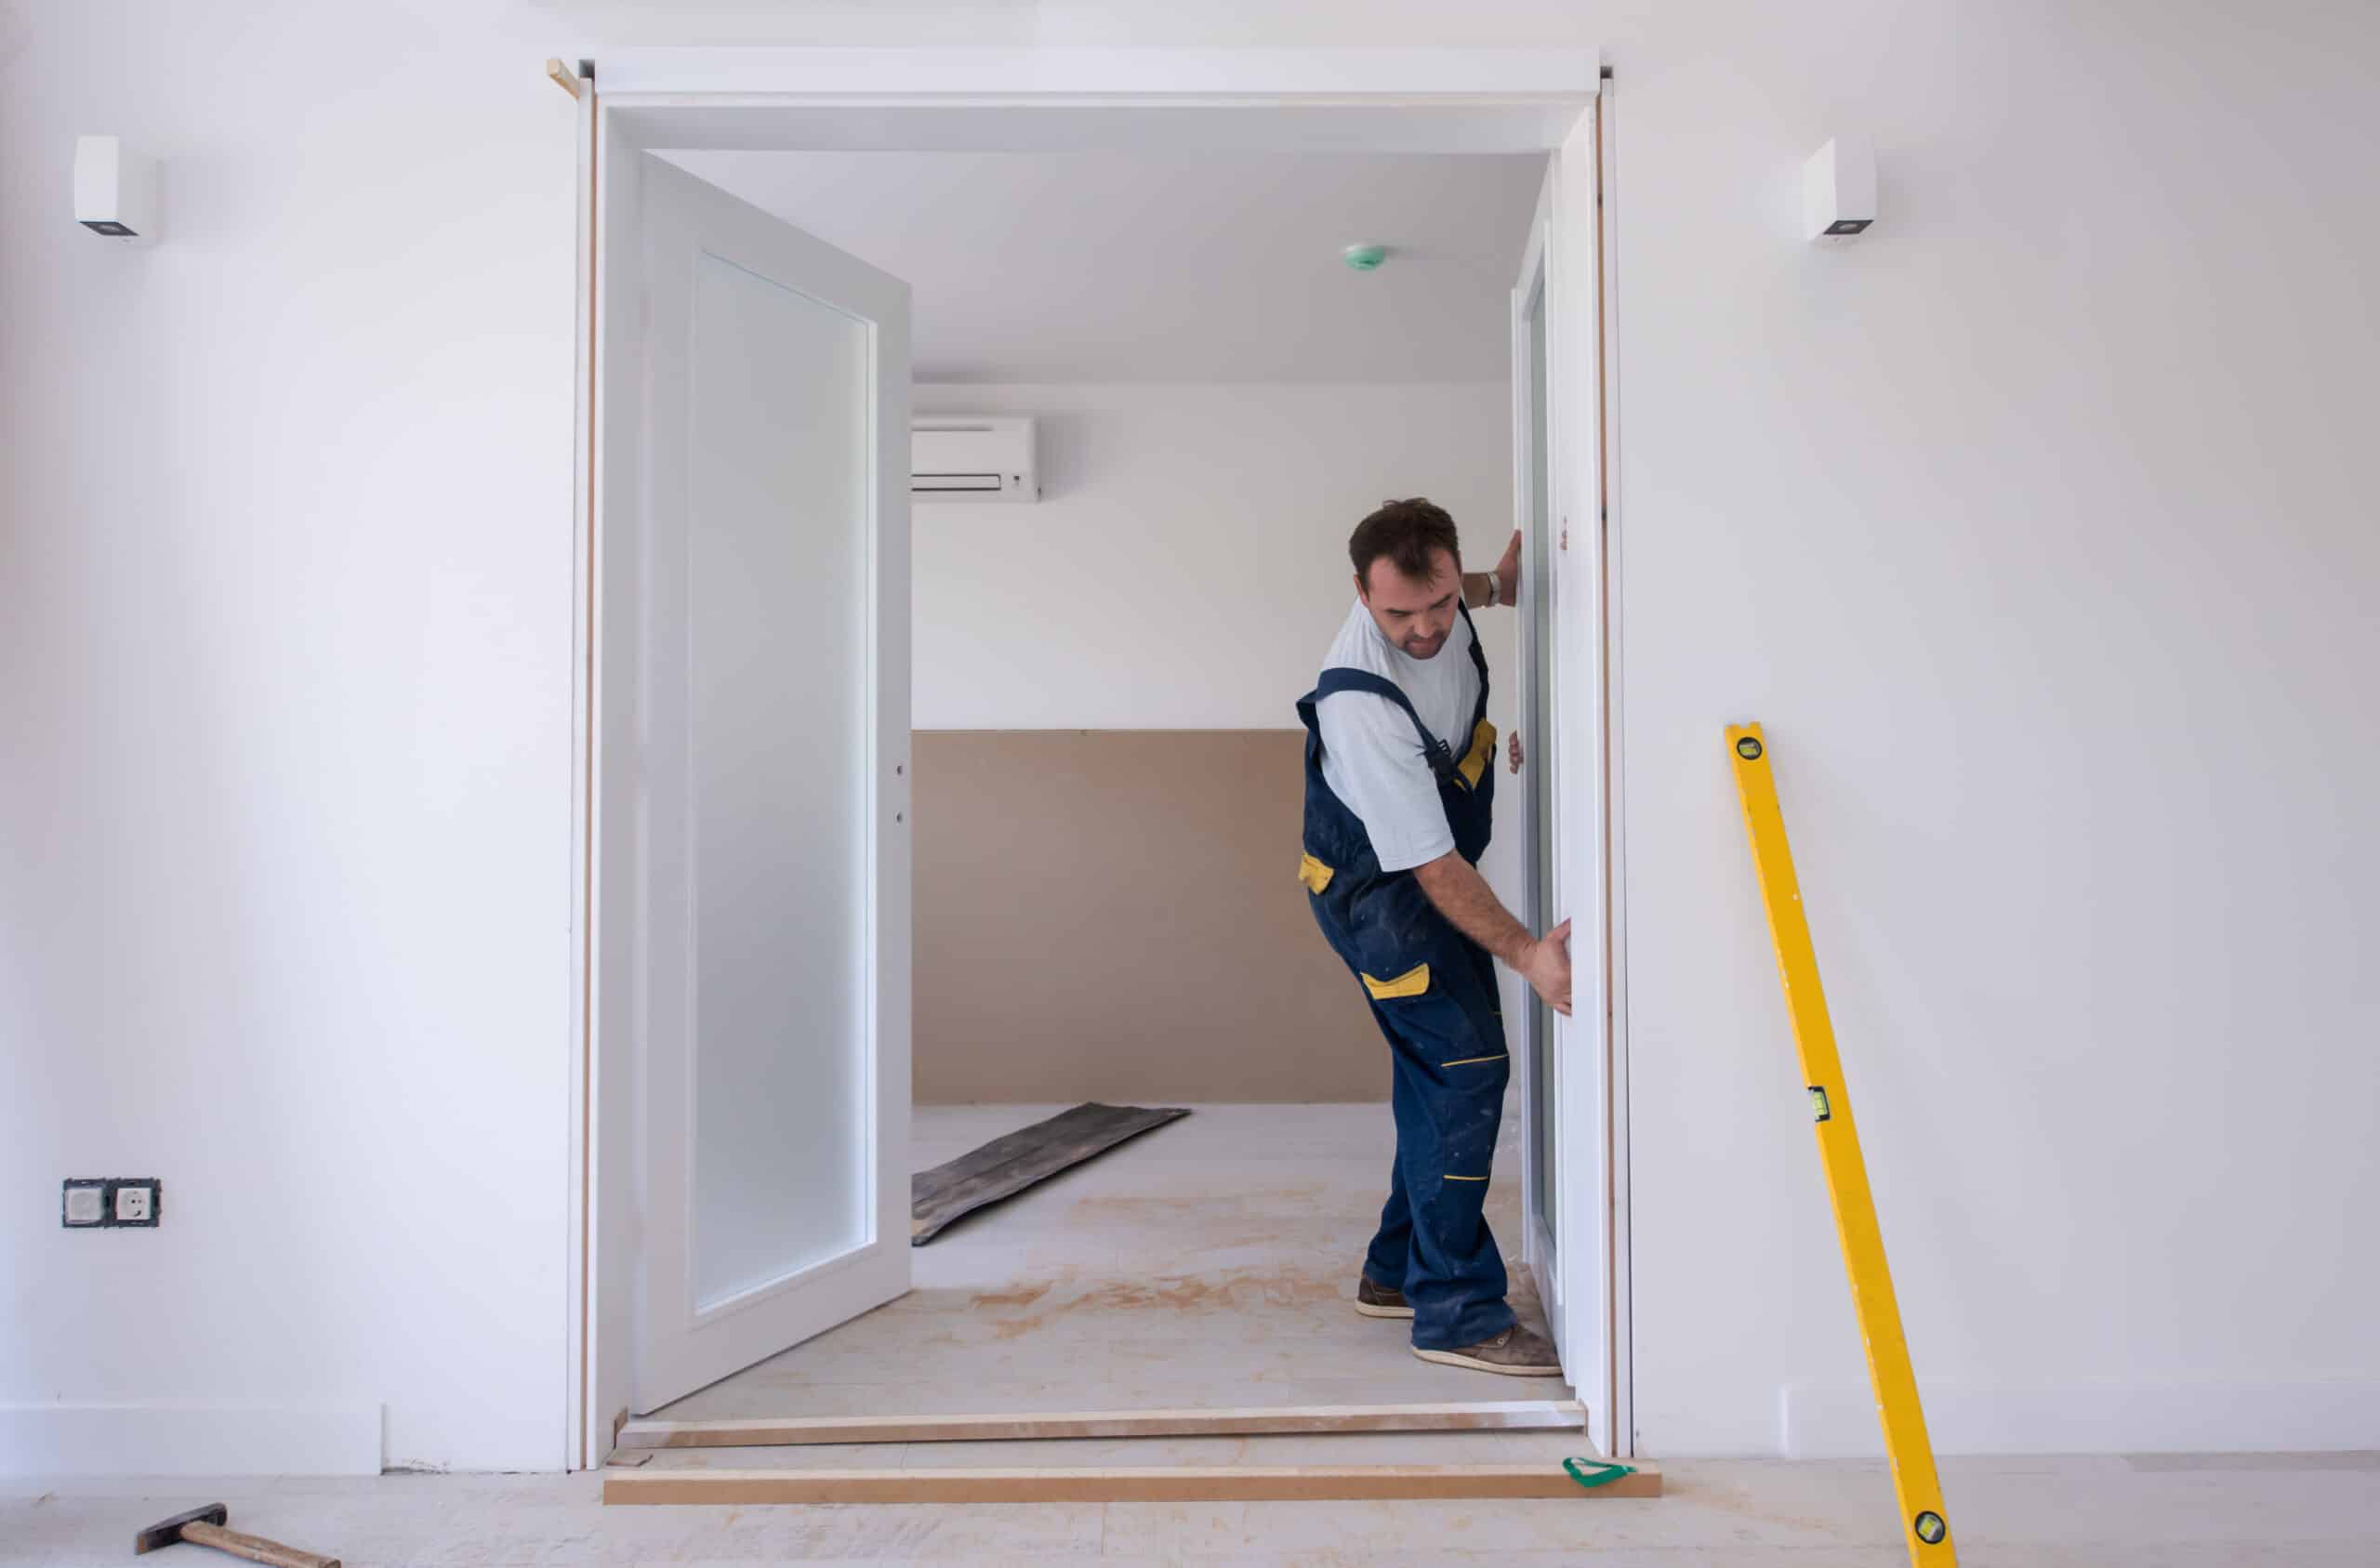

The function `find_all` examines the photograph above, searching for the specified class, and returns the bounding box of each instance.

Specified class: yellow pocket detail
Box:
[1298,853,1335,895]
[1457,718,1498,790]
[1361,963,1431,1000]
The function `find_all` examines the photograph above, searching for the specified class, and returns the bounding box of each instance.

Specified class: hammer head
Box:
[135,1502,228,1554]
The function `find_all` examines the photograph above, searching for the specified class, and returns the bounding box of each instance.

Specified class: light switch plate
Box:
[62,1177,161,1228]
[63,1182,106,1226]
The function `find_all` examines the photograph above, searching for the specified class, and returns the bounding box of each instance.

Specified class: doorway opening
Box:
[567,53,1625,1473]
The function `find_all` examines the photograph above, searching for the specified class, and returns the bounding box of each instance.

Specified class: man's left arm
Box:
[1462,529,1524,611]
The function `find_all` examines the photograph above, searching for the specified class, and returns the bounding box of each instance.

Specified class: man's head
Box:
[1350,497,1462,660]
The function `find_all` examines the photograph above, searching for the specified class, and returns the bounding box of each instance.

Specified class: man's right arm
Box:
[1412,851,1573,1016]
[1317,691,1572,1015]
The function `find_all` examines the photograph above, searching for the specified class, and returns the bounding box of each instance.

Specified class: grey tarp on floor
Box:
[910,1101,1191,1245]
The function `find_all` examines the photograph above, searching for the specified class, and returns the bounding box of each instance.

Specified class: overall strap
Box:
[1301,667,1461,785]
[1456,600,1491,730]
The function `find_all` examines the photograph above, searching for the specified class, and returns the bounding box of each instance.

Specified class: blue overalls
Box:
[1294,603,1514,1351]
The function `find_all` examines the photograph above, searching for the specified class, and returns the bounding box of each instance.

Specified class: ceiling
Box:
[664,150,1548,384]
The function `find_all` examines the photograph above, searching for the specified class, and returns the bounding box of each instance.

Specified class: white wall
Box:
[0,3,578,1473]
[912,383,1516,731]
[1606,2,2380,1455]
[5,0,2376,1476]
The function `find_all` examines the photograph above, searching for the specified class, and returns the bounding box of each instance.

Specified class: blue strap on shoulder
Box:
[1302,667,1459,784]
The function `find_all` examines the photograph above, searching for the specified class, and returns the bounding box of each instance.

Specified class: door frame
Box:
[564,46,1628,1469]
[1509,90,1626,1456]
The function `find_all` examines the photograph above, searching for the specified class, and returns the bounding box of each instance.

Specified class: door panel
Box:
[605,151,913,1413]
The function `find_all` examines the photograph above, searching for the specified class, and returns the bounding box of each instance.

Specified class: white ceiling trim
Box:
[591,46,1602,103]
[610,102,1589,156]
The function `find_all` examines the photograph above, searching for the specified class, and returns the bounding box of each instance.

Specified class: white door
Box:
[1513,207,1563,1333]
[600,152,912,1414]
[1511,114,1615,1453]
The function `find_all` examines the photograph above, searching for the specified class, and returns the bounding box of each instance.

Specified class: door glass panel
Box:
[1524,269,1557,1240]
[689,252,873,1311]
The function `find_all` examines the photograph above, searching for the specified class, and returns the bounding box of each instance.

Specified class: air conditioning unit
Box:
[911,416,1038,502]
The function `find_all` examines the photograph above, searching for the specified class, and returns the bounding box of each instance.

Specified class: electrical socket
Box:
[62,1178,161,1229]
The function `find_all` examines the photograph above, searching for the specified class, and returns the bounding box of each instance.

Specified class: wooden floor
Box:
[651,1103,1568,1426]
[14,1453,2380,1564]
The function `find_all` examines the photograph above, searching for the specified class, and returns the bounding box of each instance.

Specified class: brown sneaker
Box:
[1413,1324,1563,1377]
[1354,1274,1415,1319]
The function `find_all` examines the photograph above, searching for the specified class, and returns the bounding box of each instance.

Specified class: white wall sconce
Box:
[1804,137,1875,244]
[74,135,161,245]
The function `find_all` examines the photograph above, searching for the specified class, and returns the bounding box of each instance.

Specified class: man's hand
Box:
[1495,529,1522,608]
[1410,853,1573,1017]
[1519,918,1572,1017]
[1508,731,1525,774]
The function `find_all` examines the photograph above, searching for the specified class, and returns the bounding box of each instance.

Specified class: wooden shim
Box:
[910,1101,1189,1244]
[618,1398,1587,1449]
[606,1460,1662,1505]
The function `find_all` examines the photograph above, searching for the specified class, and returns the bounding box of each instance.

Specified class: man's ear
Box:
[1352,570,1368,605]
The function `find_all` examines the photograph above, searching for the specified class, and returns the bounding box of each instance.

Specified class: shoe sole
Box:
[1353,1300,1416,1320]
[1411,1346,1565,1377]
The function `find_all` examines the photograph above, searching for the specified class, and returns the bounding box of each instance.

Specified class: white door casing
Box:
[569,51,1612,1467]
[1512,109,1618,1457]
[597,148,913,1416]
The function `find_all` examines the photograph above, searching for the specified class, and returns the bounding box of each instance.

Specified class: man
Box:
[1294,497,1572,1376]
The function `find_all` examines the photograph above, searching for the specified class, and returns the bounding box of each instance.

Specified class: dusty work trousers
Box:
[1356,923,1517,1351]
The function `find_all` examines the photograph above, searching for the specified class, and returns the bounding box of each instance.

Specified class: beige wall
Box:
[913,730,1390,1104]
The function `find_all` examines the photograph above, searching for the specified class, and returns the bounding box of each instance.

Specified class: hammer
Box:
[133,1504,339,1568]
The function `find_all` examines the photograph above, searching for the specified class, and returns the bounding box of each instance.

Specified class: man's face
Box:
[1357,547,1461,660]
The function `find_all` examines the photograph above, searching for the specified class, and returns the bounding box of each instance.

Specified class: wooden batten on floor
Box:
[605,1461,1662,1506]
[616,1399,1587,1449]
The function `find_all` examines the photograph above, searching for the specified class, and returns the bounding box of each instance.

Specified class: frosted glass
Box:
[688,253,873,1311]
[1524,271,1558,1243]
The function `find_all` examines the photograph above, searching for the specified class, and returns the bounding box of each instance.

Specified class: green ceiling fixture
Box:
[1342,243,1390,271]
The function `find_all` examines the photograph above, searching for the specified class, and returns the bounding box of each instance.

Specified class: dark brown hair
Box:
[1349,497,1461,592]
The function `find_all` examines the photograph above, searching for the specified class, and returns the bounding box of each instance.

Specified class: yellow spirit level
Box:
[1727,723,1956,1565]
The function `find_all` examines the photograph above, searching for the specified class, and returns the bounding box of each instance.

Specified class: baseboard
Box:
[1779,1379,2380,1457]
[0,1403,383,1477]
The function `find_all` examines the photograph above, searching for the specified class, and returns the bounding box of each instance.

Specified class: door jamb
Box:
[1594,80,1636,1459]
[563,46,1622,1470]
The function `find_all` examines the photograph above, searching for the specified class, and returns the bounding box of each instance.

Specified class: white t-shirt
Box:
[1315,598,1482,873]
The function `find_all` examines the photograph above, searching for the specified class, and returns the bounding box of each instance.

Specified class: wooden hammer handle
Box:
[178,1521,340,1568]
